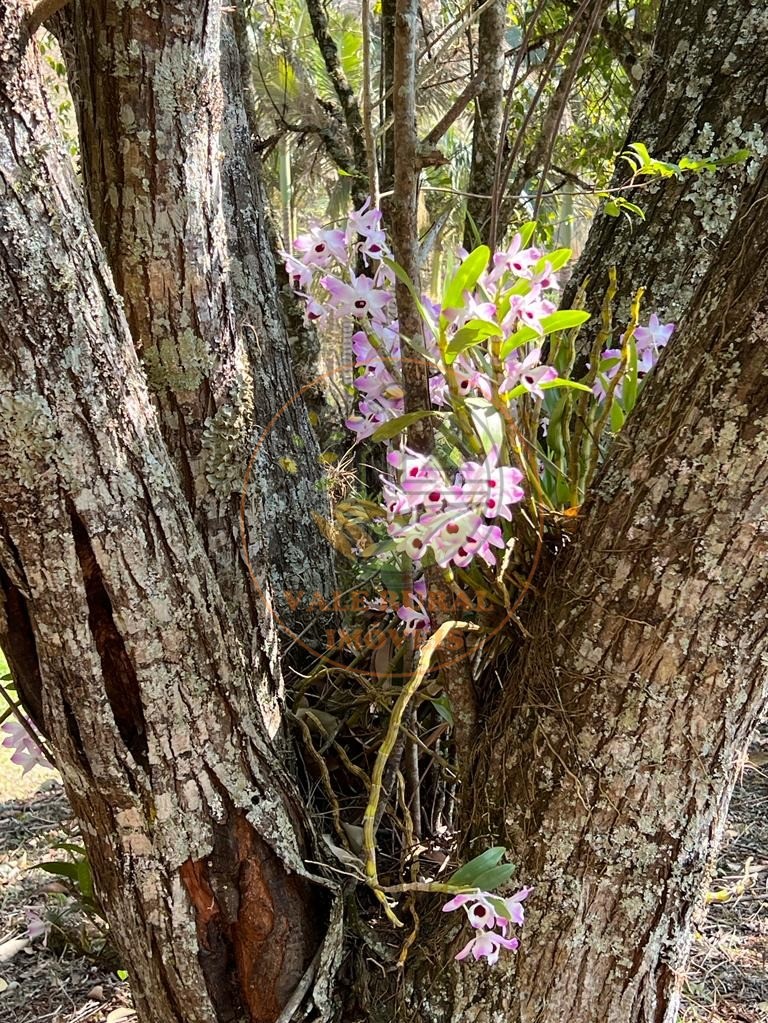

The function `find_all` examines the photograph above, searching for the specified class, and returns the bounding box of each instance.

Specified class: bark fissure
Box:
[69,503,149,770]
[0,559,44,728]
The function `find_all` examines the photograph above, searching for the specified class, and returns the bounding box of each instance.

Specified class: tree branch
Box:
[26,0,69,35]
[304,0,371,206]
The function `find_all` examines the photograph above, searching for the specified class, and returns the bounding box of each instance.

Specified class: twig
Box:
[420,69,487,150]
[274,945,323,1023]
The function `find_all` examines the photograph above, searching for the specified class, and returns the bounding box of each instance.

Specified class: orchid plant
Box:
[285,201,674,964]
[286,201,673,633]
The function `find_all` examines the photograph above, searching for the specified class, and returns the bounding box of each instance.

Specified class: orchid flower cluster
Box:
[286,202,674,642]
[594,313,674,401]
[443,886,532,965]
[1,714,51,775]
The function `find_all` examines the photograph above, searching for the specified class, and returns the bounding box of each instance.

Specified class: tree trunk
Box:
[463,0,505,249]
[305,0,370,208]
[563,0,768,347]
[61,0,334,642]
[406,159,768,1023]
[0,7,329,1023]
[6,2,768,1023]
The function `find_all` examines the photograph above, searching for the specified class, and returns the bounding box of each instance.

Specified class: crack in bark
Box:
[69,503,149,770]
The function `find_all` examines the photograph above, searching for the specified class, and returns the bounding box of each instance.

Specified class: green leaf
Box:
[472,864,517,891]
[444,319,502,364]
[543,378,592,393]
[517,221,536,248]
[370,410,442,443]
[52,842,87,857]
[380,562,407,593]
[628,141,651,165]
[429,695,454,726]
[499,311,589,359]
[117,970,129,981]
[465,397,505,455]
[623,338,639,410]
[449,846,506,887]
[533,247,572,274]
[618,199,646,220]
[503,378,592,401]
[714,148,750,168]
[499,325,539,358]
[678,156,715,173]
[539,310,590,334]
[37,860,80,884]
[545,393,569,458]
[609,400,625,432]
[442,245,490,313]
[487,895,513,920]
[77,859,95,902]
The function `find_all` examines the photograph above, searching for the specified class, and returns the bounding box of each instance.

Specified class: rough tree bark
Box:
[407,158,768,1023]
[4,1,768,1022]
[563,0,768,344]
[0,6,332,1023]
[60,0,334,646]
[463,0,506,249]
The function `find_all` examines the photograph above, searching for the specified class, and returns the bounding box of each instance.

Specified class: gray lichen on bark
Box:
[564,0,768,345]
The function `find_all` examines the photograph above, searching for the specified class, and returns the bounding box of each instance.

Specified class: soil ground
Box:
[1,731,767,1023]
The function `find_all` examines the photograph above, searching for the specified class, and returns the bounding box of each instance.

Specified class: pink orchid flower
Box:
[347,198,383,238]
[501,348,558,399]
[1,718,51,775]
[460,449,525,520]
[321,273,393,321]
[455,930,520,965]
[396,595,431,634]
[634,313,674,352]
[294,225,348,268]
[283,253,314,290]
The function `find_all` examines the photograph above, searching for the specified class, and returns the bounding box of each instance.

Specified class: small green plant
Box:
[597,141,751,223]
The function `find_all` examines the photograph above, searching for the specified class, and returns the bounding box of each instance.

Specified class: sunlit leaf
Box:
[449,846,506,887]
[444,319,502,364]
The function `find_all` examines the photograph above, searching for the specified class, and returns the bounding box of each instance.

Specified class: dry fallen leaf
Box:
[106,1008,137,1023]
[0,977,8,994]
[0,938,29,963]
[86,985,105,1001]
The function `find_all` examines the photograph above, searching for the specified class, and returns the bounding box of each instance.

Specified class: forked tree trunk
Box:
[5,0,768,1022]
[0,8,329,1023]
[564,0,768,346]
[406,161,768,1023]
